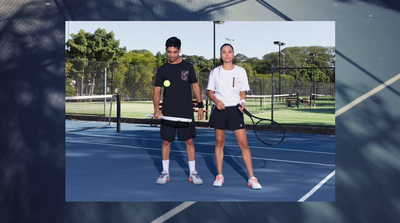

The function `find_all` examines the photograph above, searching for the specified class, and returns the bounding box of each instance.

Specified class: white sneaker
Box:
[248,177,262,189]
[156,171,170,184]
[189,171,203,184]
[213,175,224,187]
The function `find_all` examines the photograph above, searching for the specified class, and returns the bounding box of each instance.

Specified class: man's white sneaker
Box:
[248,177,262,189]
[156,171,170,184]
[213,175,224,187]
[189,171,203,184]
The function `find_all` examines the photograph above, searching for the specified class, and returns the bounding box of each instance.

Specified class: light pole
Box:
[274,41,285,96]
[309,53,316,79]
[281,52,286,75]
[225,37,234,45]
[213,21,225,68]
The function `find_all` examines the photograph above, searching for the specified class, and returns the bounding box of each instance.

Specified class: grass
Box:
[66,98,335,127]
[66,98,335,126]
[245,96,335,126]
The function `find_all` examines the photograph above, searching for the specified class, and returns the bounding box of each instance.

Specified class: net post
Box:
[205,91,209,120]
[104,67,107,115]
[116,93,121,133]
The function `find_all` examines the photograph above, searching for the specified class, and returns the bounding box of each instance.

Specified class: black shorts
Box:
[160,119,196,142]
[208,106,245,130]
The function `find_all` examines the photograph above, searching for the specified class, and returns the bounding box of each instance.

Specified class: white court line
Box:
[336,73,400,117]
[298,170,336,202]
[150,202,196,223]
[67,132,335,155]
[66,140,334,167]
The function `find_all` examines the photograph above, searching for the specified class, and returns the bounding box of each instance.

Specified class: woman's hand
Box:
[215,100,225,110]
[238,102,246,112]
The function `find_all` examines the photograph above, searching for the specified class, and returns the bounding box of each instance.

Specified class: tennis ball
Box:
[163,80,170,87]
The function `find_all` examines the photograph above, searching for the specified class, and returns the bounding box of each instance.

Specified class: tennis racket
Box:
[237,104,285,146]
[147,114,192,127]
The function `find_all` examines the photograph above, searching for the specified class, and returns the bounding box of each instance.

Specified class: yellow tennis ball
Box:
[163,80,170,87]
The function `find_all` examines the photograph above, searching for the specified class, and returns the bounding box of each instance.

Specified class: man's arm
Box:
[192,83,204,120]
[153,86,162,119]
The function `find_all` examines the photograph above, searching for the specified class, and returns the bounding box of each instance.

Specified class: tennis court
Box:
[66,121,335,202]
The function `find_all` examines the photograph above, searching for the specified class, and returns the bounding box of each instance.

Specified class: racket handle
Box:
[236,103,251,116]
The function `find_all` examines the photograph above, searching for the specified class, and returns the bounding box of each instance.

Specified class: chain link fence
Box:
[66,59,334,127]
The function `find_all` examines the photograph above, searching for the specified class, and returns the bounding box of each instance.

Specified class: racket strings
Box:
[254,119,285,145]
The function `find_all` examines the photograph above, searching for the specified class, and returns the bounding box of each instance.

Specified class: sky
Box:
[65,21,335,60]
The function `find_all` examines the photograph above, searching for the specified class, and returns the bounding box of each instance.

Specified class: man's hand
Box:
[154,109,163,119]
[197,108,204,120]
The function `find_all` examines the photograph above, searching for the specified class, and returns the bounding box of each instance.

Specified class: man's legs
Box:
[185,138,203,184]
[156,140,171,184]
[161,140,171,173]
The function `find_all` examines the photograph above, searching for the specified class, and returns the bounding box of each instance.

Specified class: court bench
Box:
[158,99,209,120]
[286,97,310,108]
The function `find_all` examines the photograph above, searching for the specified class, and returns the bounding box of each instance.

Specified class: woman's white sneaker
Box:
[247,177,262,189]
[213,175,224,187]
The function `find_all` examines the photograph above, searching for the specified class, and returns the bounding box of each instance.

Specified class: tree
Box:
[237,62,254,77]
[155,51,168,67]
[66,28,126,62]
[119,50,157,100]
[260,46,335,83]
[235,53,248,63]
[65,28,127,95]
[65,61,77,96]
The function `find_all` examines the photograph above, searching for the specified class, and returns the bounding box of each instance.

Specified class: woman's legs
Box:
[233,129,254,178]
[214,129,226,176]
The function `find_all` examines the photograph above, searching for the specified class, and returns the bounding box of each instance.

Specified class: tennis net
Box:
[246,94,294,113]
[65,94,121,133]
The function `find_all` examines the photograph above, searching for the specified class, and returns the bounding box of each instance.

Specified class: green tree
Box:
[66,28,126,61]
[65,61,77,96]
[260,46,335,83]
[155,51,168,67]
[65,28,127,95]
[120,50,157,100]
[235,53,248,63]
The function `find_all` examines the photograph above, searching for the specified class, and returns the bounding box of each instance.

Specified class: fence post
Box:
[271,64,274,122]
[117,93,121,133]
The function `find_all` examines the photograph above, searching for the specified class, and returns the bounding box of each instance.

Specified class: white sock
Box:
[162,160,169,173]
[188,160,195,174]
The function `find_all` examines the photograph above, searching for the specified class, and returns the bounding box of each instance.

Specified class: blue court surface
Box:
[66,121,335,202]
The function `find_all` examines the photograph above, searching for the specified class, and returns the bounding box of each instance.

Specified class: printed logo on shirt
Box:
[181,70,189,81]
[233,77,240,88]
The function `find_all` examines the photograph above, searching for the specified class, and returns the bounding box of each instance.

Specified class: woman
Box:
[207,43,262,189]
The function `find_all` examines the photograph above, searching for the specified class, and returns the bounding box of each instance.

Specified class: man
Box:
[153,36,204,185]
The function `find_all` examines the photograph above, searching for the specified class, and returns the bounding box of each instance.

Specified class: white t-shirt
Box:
[207,65,250,107]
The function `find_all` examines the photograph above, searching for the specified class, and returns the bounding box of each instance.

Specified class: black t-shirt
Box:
[154,60,198,119]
